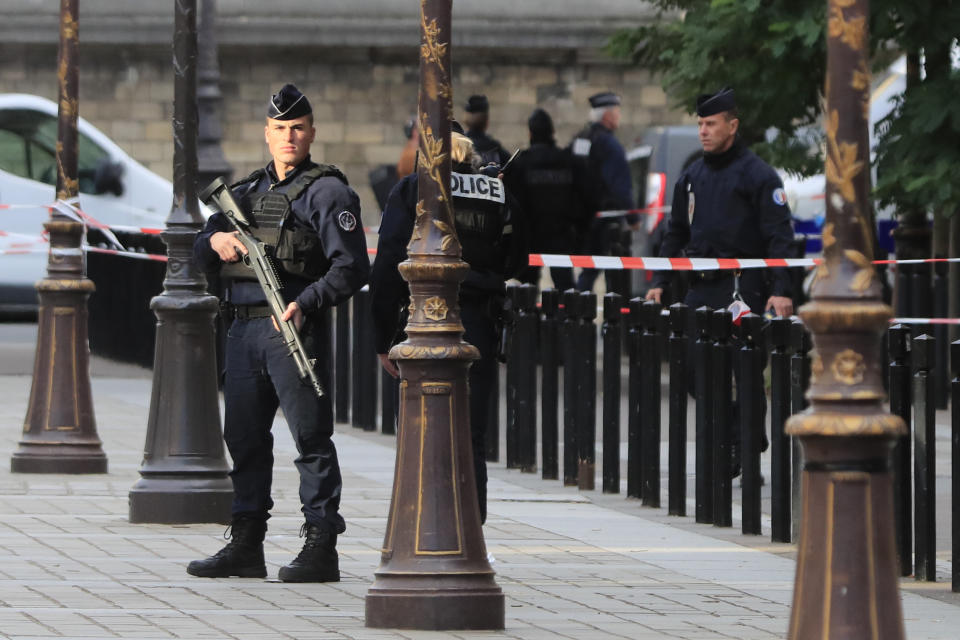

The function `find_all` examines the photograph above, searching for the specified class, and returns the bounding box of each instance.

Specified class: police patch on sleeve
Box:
[337,210,358,232]
[772,188,788,206]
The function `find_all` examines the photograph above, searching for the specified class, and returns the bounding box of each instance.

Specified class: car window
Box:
[0,108,110,194]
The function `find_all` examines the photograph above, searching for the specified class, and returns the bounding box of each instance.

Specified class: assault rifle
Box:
[199,177,325,397]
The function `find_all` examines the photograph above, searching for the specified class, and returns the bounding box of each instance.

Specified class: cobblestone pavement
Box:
[0,324,958,638]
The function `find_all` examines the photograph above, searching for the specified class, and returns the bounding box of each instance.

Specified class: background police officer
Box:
[569,91,636,294]
[506,107,589,292]
[646,87,794,474]
[189,84,369,582]
[370,128,526,524]
[463,94,511,168]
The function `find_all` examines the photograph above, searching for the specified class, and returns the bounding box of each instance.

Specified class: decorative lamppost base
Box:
[366,583,504,630]
[129,476,232,524]
[11,446,107,474]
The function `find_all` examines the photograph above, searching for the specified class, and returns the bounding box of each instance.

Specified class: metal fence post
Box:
[640,300,663,507]
[739,313,763,535]
[540,288,560,481]
[769,317,792,542]
[711,309,733,528]
[934,262,948,409]
[335,301,351,424]
[562,289,580,486]
[952,339,960,592]
[694,306,714,523]
[627,297,644,499]
[889,324,912,576]
[577,291,597,491]
[505,285,520,469]
[516,284,538,472]
[912,333,936,582]
[602,293,623,493]
[668,303,689,516]
[789,319,810,541]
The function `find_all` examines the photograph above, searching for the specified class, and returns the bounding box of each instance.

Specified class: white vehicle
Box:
[0,93,175,314]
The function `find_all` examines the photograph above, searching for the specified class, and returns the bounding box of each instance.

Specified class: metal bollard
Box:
[577,291,598,491]
[769,317,792,542]
[352,287,378,431]
[602,293,623,493]
[934,262,948,409]
[667,303,689,517]
[711,309,733,528]
[515,284,538,472]
[540,288,560,481]
[952,340,960,592]
[381,368,397,435]
[912,333,936,582]
[627,297,644,499]
[335,299,351,424]
[561,289,580,486]
[694,306,714,523]
[640,300,663,508]
[505,285,520,469]
[789,319,810,541]
[739,313,763,535]
[889,324,912,576]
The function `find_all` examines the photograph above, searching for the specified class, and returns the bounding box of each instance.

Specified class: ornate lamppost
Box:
[785,0,905,637]
[11,0,107,474]
[364,0,504,630]
[128,0,232,524]
[196,0,232,187]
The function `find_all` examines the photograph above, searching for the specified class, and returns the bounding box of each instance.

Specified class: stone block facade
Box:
[1,43,689,226]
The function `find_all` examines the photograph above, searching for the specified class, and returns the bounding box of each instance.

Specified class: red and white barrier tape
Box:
[529,253,960,271]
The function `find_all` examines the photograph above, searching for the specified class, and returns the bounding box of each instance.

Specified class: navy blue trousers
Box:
[223,314,344,534]
[461,297,498,525]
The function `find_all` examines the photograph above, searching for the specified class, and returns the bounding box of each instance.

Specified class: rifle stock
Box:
[200,178,326,397]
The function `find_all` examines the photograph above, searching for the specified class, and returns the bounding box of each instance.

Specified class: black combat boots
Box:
[277,522,340,583]
[186,517,267,578]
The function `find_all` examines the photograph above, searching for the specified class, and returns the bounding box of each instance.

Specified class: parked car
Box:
[0,93,174,314]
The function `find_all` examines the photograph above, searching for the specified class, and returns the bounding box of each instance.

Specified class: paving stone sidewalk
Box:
[0,335,958,637]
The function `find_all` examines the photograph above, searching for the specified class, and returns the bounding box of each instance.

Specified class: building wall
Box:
[0,42,687,226]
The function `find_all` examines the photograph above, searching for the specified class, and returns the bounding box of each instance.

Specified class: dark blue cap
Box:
[267,84,312,120]
[696,87,736,117]
[588,92,621,108]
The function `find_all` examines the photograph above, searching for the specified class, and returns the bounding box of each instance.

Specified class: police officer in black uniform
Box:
[370,128,526,524]
[569,91,636,294]
[646,87,794,474]
[463,94,511,168]
[188,84,369,582]
[507,108,589,292]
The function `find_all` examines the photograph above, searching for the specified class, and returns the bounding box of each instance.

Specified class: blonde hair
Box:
[417,131,479,169]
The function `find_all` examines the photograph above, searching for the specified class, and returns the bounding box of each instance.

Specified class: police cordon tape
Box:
[528,253,960,271]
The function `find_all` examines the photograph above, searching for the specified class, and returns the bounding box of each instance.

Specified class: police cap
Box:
[464,94,489,114]
[588,92,621,108]
[695,87,736,117]
[267,84,312,120]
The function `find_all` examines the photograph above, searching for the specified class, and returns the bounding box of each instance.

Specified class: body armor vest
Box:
[220,164,347,283]
[449,163,509,276]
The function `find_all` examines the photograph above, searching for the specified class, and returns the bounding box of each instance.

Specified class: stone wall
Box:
[0,42,688,226]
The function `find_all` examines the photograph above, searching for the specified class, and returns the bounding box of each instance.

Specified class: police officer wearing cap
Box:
[463,94,511,168]
[189,84,369,582]
[569,91,636,294]
[370,127,527,524]
[646,87,794,475]
[506,107,589,292]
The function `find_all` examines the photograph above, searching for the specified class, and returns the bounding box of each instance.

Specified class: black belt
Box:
[231,305,272,320]
[692,270,737,283]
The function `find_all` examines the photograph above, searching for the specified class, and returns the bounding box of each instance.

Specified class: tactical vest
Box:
[569,123,609,212]
[220,164,348,283]
[449,164,509,275]
[519,144,581,231]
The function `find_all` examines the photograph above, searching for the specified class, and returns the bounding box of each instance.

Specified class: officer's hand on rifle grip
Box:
[211,231,248,263]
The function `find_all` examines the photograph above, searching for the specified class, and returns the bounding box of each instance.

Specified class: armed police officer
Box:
[370,127,526,524]
[188,84,369,582]
[463,94,511,168]
[646,87,794,474]
[569,92,636,294]
[507,108,589,292]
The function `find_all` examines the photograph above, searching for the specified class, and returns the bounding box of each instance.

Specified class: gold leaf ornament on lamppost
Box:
[364,0,504,630]
[784,0,905,637]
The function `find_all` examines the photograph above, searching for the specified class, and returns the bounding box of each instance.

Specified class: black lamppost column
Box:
[128,0,232,524]
[11,0,107,475]
[364,0,504,630]
[785,0,905,637]
[196,0,232,187]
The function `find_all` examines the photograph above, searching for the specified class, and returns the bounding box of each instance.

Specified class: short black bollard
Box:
[934,262,949,409]
[486,365,500,463]
[889,324,912,576]
[505,285,521,469]
[562,289,580,486]
[913,333,936,582]
[335,299,351,424]
[739,313,763,536]
[627,297,644,499]
[711,308,733,528]
[694,306,714,523]
[667,303,689,516]
[640,300,663,508]
[602,293,623,493]
[577,291,598,491]
[789,318,810,541]
[952,340,960,592]
[769,317,792,542]
[540,288,560,481]
[352,287,378,431]
[380,368,397,435]
[515,284,539,472]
